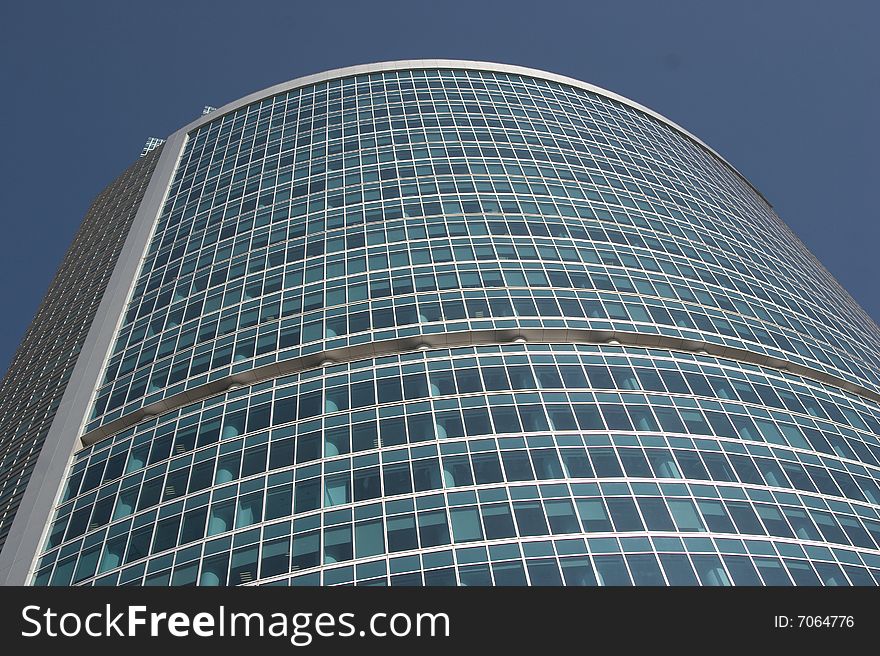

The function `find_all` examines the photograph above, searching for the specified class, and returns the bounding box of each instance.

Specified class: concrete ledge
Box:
[80,327,880,449]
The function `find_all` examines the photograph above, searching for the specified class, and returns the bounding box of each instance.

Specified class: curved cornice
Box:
[165,59,772,208]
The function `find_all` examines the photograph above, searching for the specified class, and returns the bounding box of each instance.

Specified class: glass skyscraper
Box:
[2,61,880,587]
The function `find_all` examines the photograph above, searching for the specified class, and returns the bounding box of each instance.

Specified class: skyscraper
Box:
[2,61,880,586]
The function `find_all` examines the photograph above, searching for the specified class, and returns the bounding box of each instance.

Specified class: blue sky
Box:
[0,0,877,376]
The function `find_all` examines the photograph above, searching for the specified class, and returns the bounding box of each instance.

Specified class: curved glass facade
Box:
[28,63,880,586]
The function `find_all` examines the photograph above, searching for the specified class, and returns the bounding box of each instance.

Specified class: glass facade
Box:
[20,62,880,585]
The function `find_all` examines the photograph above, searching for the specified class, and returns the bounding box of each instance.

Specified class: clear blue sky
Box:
[0,0,877,377]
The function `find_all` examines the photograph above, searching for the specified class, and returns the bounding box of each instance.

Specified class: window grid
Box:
[32,67,880,586]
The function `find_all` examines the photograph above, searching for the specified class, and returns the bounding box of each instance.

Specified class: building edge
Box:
[0,132,188,585]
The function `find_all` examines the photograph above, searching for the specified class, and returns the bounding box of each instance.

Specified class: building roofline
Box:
[168,59,771,207]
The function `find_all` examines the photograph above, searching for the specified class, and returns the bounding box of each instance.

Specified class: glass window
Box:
[324,525,353,564]
[481,502,517,539]
[229,546,258,585]
[626,554,665,585]
[417,510,451,547]
[668,499,705,532]
[235,491,263,528]
[450,506,483,543]
[387,514,419,551]
[208,499,235,536]
[645,448,681,478]
[593,555,632,586]
[636,497,675,531]
[725,501,766,536]
[355,519,384,558]
[785,559,821,586]
[472,452,503,484]
[353,467,381,501]
[383,462,413,496]
[501,451,534,482]
[442,455,473,488]
[199,553,229,586]
[754,557,792,586]
[325,473,351,507]
[526,558,563,586]
[755,504,794,539]
[492,561,528,586]
[545,499,580,534]
[590,448,623,477]
[560,556,598,586]
[721,555,762,585]
[691,554,730,586]
[696,499,735,533]
[658,553,699,585]
[291,530,320,570]
[607,497,644,532]
[531,449,564,479]
[577,498,612,532]
[412,457,442,491]
[459,563,492,586]
[261,537,290,578]
[513,501,549,537]
[294,478,321,512]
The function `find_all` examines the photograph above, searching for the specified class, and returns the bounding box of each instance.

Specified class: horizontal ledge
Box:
[80,328,880,447]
